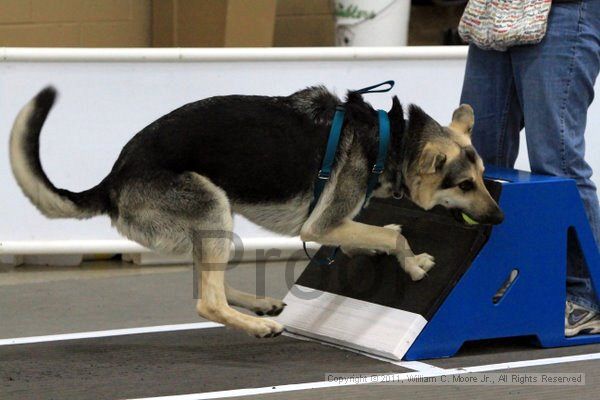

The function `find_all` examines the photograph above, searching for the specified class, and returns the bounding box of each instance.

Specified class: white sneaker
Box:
[565,301,600,337]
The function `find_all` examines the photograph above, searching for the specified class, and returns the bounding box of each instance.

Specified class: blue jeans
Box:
[460,0,600,312]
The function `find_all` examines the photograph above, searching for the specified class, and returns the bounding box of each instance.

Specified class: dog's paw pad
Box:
[253,299,286,317]
[252,319,284,338]
[265,303,286,316]
[409,268,427,281]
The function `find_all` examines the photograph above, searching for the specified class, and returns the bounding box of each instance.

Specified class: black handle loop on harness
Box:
[303,242,339,266]
[352,80,395,95]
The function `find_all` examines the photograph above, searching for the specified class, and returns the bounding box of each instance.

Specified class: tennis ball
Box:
[462,213,479,225]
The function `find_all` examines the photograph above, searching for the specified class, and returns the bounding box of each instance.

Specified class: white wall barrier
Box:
[1,47,599,258]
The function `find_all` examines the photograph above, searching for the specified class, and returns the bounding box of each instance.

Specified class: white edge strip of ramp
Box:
[282,329,446,372]
[0,322,223,346]
[126,351,600,400]
[276,285,427,361]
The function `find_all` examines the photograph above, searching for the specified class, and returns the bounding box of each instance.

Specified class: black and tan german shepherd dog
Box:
[10,85,503,337]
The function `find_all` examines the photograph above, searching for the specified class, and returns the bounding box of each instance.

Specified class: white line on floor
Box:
[0,322,223,346]
[126,351,600,400]
[457,351,600,373]
[392,360,446,372]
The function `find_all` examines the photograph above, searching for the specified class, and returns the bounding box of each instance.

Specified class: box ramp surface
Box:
[278,193,493,360]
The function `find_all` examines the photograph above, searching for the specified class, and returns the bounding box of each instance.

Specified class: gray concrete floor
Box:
[0,258,306,338]
[1,259,600,399]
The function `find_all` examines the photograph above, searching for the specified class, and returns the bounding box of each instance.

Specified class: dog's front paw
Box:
[401,253,436,281]
[251,319,285,338]
[415,253,435,272]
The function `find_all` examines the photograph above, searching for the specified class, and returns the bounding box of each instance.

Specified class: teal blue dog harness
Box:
[304,80,394,265]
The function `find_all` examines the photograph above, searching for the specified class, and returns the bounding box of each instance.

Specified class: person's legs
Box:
[510,0,600,316]
[460,45,523,167]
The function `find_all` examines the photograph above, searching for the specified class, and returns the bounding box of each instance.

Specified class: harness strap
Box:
[363,110,391,207]
[304,81,394,266]
[309,105,345,213]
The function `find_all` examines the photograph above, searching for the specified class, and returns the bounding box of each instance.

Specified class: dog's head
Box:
[378,98,503,225]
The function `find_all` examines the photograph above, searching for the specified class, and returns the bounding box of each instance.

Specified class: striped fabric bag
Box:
[459,0,552,51]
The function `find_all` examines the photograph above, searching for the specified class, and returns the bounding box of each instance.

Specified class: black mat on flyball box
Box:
[0,327,410,400]
[297,180,501,320]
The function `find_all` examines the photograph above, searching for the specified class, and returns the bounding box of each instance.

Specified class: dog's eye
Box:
[441,176,453,189]
[458,180,474,192]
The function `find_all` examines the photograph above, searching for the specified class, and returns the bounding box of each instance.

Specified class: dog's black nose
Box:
[493,215,504,225]
[486,209,505,225]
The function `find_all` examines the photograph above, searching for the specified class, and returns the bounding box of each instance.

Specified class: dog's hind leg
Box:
[186,177,283,337]
[225,286,286,316]
[115,171,283,337]
[195,233,284,337]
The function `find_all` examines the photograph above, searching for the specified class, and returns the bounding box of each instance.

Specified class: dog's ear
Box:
[450,104,474,135]
[418,143,447,175]
[388,96,403,120]
[388,96,404,145]
[408,104,438,136]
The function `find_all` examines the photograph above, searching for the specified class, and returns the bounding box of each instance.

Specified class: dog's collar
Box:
[396,179,411,200]
[391,168,410,201]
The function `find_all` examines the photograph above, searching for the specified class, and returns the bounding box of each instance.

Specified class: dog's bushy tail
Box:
[9,87,109,219]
